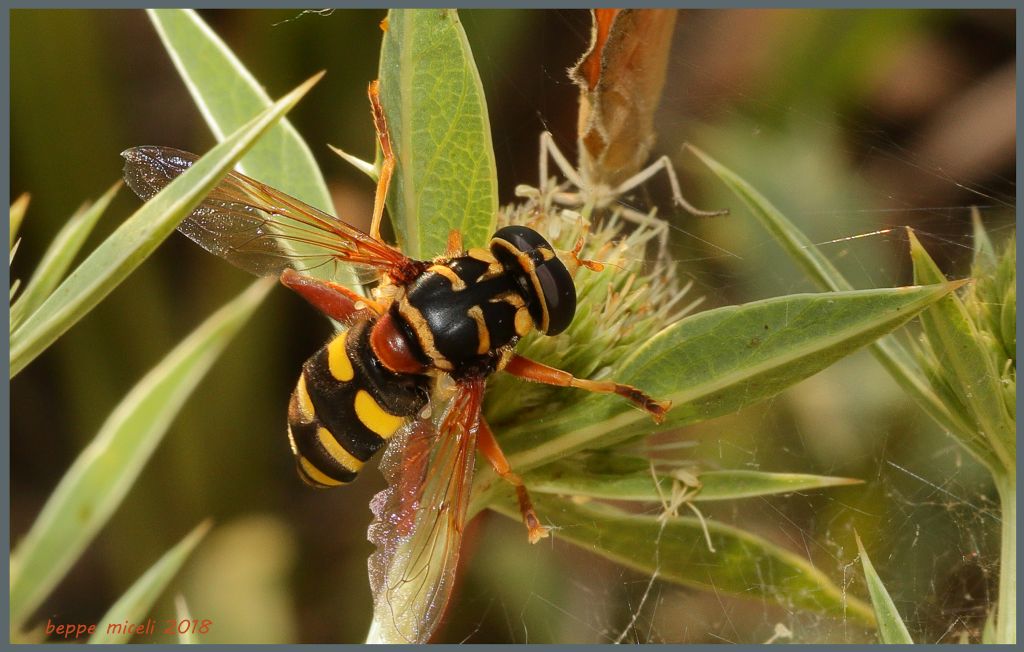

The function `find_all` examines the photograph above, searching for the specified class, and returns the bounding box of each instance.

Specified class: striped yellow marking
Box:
[326,331,354,381]
[477,259,506,282]
[286,425,300,456]
[489,291,525,309]
[467,305,490,354]
[316,427,364,473]
[467,247,496,264]
[298,456,345,486]
[428,264,466,290]
[398,301,453,371]
[514,307,534,337]
[469,247,505,281]
[294,375,315,421]
[354,389,405,439]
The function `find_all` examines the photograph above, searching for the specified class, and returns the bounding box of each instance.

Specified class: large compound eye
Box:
[534,253,575,335]
[489,225,576,335]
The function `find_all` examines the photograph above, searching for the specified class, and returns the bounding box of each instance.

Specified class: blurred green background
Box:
[10,9,1015,643]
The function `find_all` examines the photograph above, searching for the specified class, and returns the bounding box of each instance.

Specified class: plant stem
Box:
[995,472,1016,644]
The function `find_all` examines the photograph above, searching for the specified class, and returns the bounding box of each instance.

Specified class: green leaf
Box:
[8,73,319,378]
[523,455,861,502]
[855,532,913,643]
[146,9,361,289]
[10,192,30,250]
[378,8,498,257]
[10,182,119,331]
[175,595,197,644]
[910,230,1014,473]
[88,522,211,644]
[9,279,272,633]
[689,144,973,445]
[492,494,876,626]
[472,282,963,512]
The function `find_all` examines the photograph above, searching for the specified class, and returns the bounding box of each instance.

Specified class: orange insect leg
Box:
[280,268,383,320]
[476,418,549,544]
[503,354,670,424]
[368,80,395,244]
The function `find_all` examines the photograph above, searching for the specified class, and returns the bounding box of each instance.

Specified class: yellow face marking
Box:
[355,389,405,439]
[491,238,550,331]
[514,307,534,337]
[521,263,548,331]
[467,305,490,354]
[326,331,354,382]
[539,247,555,261]
[428,264,467,290]
[397,301,454,371]
[298,456,345,486]
[293,375,315,422]
[316,427,363,473]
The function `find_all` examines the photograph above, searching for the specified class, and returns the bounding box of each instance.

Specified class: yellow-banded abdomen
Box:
[286,319,430,488]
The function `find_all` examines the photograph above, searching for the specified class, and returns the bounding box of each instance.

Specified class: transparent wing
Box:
[367,378,486,643]
[121,146,411,282]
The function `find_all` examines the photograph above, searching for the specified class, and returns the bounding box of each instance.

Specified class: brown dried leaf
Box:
[569,9,678,188]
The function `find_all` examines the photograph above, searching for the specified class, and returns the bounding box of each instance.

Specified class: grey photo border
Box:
[3,1,1020,649]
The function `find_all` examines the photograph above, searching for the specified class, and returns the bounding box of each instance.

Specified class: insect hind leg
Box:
[477,417,549,544]
[610,154,727,219]
[609,154,728,260]
[503,354,670,423]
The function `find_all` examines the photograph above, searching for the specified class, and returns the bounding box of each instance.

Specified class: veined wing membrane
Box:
[367,379,485,643]
[121,146,408,281]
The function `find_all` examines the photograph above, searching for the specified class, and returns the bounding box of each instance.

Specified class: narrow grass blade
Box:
[995,475,1016,644]
[855,532,913,643]
[982,610,997,644]
[146,9,356,289]
[378,9,498,257]
[472,282,963,513]
[9,73,320,378]
[10,182,120,331]
[328,144,377,181]
[492,493,876,626]
[88,522,211,644]
[970,207,996,270]
[689,144,972,443]
[523,456,861,502]
[175,595,197,644]
[9,279,272,633]
[10,192,30,249]
[910,229,1014,473]
[147,10,330,209]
